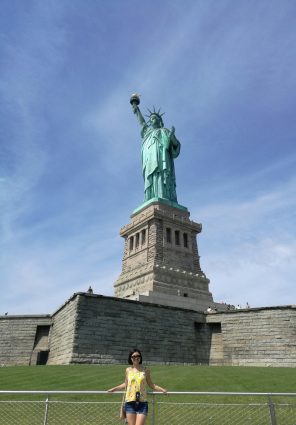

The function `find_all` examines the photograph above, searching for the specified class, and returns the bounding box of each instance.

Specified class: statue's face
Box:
[150,114,161,128]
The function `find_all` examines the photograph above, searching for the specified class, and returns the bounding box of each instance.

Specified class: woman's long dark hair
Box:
[128,348,143,365]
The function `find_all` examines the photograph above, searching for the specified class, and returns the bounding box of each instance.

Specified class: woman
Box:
[108,348,167,425]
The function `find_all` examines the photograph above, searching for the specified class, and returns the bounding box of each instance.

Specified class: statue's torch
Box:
[130,93,140,112]
[130,93,145,126]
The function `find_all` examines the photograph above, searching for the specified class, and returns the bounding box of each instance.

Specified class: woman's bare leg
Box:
[135,414,147,425]
[126,413,137,425]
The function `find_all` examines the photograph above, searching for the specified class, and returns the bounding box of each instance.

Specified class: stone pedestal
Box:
[114,201,215,311]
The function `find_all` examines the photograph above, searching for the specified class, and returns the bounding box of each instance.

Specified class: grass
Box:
[0,365,295,425]
[0,364,295,393]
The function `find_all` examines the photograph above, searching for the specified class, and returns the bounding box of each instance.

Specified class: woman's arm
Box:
[108,368,128,392]
[108,382,126,392]
[145,369,167,393]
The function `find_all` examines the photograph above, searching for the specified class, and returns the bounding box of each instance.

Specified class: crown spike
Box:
[145,106,165,123]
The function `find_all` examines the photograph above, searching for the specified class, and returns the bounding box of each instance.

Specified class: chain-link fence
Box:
[0,391,295,425]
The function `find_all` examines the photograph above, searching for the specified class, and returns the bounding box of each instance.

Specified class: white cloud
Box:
[0,2,68,240]
[193,177,296,307]
[0,214,123,314]
[206,237,296,307]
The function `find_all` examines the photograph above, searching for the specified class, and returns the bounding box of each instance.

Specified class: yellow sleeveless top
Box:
[125,367,147,402]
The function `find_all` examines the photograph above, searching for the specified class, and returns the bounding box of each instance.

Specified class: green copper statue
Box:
[130,94,181,203]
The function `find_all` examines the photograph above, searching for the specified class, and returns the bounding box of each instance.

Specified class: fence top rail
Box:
[0,391,295,396]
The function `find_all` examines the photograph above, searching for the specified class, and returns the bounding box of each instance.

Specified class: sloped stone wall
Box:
[206,306,296,367]
[67,293,205,364]
[47,295,79,365]
[0,315,51,366]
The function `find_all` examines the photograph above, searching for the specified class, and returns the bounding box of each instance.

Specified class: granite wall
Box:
[48,293,205,365]
[47,295,79,365]
[206,306,296,367]
[48,294,296,367]
[1,294,295,367]
[0,315,51,366]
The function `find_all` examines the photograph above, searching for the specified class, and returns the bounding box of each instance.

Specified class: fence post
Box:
[150,393,155,425]
[43,395,49,425]
[268,395,277,425]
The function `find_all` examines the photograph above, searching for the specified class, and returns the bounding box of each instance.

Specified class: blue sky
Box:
[1,0,295,314]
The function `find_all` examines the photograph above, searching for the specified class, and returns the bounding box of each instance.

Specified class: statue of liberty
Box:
[130,94,181,203]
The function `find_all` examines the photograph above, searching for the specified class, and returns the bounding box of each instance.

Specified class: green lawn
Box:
[0,365,295,425]
[0,364,295,393]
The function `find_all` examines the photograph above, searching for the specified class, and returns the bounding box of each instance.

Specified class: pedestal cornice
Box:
[120,201,201,237]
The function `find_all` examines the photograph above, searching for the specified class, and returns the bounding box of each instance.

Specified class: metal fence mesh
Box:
[46,401,120,425]
[0,392,295,425]
[273,401,296,425]
[154,401,271,425]
[0,401,45,425]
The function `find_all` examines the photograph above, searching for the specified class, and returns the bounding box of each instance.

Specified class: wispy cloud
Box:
[194,177,296,306]
[0,2,67,240]
[0,220,122,314]
[206,237,296,308]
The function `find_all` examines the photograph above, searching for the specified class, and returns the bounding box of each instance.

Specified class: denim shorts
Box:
[125,401,148,416]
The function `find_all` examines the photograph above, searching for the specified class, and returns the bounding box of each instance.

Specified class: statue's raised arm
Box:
[130,94,181,204]
[130,93,146,127]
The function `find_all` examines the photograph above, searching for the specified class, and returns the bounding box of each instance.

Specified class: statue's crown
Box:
[145,106,165,127]
[145,106,164,119]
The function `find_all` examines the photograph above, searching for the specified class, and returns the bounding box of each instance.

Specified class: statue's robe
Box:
[141,125,180,202]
